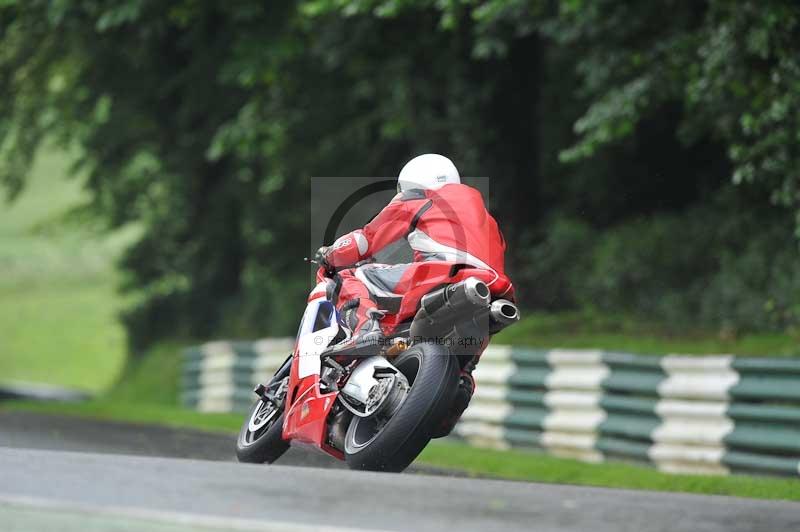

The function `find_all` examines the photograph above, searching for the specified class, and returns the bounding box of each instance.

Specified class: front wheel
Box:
[236,377,290,464]
[344,343,459,472]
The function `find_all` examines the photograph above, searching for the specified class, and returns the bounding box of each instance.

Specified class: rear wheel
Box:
[344,343,459,472]
[236,376,289,464]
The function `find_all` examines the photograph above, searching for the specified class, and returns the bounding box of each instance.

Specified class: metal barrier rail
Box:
[181,341,800,477]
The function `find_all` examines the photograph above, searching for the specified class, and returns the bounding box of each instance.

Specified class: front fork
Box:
[253,354,292,406]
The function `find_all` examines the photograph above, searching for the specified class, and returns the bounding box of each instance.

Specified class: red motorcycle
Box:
[236,261,519,472]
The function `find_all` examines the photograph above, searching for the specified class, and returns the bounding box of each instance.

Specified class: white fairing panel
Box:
[296,300,340,378]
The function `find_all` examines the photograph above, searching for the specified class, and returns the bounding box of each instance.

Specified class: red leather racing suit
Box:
[317,183,514,336]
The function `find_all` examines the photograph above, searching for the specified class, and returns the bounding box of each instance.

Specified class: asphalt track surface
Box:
[1,412,799,531]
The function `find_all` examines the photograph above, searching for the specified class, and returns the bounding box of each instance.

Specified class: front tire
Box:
[344,343,459,472]
[236,393,289,464]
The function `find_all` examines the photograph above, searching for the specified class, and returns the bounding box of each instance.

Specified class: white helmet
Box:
[397,154,461,193]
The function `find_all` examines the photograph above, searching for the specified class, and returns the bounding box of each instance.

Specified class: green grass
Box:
[1,339,242,432]
[0,148,134,393]
[417,441,800,501]
[496,310,800,357]
[113,341,186,405]
[0,151,85,235]
[0,280,125,392]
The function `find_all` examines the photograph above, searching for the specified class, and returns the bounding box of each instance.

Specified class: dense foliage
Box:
[1,0,798,348]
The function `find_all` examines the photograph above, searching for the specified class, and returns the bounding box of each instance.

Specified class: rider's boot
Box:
[431,367,475,438]
[323,305,386,359]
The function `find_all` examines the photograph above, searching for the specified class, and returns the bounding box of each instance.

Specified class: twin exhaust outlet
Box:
[409,276,520,339]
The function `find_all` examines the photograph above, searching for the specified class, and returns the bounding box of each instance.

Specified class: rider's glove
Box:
[315,246,334,275]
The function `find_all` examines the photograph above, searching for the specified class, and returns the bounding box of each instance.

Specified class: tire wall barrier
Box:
[182,339,294,413]
[182,341,800,477]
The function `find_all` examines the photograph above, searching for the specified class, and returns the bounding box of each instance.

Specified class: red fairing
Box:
[283,348,343,459]
[325,184,512,298]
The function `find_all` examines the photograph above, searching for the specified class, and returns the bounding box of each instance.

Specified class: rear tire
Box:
[344,343,459,472]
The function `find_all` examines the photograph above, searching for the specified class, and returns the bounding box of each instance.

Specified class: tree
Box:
[1,0,797,344]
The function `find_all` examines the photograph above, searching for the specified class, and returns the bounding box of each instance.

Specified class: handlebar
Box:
[304,255,376,278]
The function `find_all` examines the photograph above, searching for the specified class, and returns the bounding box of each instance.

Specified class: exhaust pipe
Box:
[410,277,490,339]
[419,277,490,316]
[489,299,520,333]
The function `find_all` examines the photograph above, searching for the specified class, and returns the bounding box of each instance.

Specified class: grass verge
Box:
[1,341,240,432]
[417,441,800,501]
[0,148,133,393]
[0,280,126,392]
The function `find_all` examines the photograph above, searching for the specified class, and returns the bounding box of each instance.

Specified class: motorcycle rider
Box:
[314,153,514,435]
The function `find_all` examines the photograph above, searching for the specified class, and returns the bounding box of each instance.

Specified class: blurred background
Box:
[1,1,799,413]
